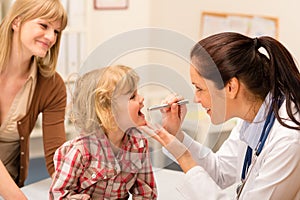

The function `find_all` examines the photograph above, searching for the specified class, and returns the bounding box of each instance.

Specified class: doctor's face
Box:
[190,65,227,124]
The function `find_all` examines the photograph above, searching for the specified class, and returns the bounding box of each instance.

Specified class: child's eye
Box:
[130,94,136,100]
[40,23,48,29]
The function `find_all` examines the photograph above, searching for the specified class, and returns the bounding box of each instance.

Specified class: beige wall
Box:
[84,0,300,144]
[86,0,300,66]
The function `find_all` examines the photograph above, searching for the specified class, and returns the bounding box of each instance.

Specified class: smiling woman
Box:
[12,18,62,58]
[143,32,300,200]
[0,0,68,187]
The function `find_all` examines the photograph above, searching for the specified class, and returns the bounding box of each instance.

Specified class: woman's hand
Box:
[140,123,197,173]
[161,95,187,137]
[140,123,186,159]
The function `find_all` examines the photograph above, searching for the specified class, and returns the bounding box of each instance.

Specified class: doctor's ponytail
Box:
[191,32,300,130]
[258,36,300,130]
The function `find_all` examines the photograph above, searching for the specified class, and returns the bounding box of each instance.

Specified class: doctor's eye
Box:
[195,86,203,92]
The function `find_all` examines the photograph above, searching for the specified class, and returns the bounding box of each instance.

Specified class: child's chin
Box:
[137,120,147,126]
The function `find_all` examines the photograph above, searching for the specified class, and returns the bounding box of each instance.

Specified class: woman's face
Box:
[13,17,61,58]
[190,65,227,124]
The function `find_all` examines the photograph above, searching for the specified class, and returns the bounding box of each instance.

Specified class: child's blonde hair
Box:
[70,65,139,134]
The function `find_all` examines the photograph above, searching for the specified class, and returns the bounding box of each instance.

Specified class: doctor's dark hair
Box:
[191,32,300,130]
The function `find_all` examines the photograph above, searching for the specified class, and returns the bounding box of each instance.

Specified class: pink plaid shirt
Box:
[49,128,157,200]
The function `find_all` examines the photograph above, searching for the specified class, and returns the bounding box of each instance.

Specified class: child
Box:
[49,65,157,199]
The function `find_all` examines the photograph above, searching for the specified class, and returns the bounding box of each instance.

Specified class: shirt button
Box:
[91,173,96,179]
[20,166,24,169]
[21,152,25,155]
[20,137,24,140]
[18,121,22,125]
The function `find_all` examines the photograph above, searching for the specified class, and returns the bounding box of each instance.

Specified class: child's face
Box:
[114,89,146,131]
[128,90,146,126]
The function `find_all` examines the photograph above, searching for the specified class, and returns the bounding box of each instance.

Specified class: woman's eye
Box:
[195,87,202,92]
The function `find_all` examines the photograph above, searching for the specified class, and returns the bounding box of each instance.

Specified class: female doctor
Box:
[143,32,300,199]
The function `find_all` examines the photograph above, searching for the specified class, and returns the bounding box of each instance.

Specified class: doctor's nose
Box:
[193,95,201,104]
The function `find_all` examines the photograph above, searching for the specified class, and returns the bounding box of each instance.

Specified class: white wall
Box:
[84,0,300,144]
[85,0,151,58]
[149,0,300,64]
[86,0,300,65]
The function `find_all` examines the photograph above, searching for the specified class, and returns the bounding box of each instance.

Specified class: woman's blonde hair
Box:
[0,0,68,77]
[70,65,139,134]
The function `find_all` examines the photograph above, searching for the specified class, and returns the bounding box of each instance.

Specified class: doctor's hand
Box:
[161,94,187,138]
[140,123,197,173]
[140,123,186,158]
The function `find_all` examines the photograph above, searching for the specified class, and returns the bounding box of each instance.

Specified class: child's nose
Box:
[139,95,144,103]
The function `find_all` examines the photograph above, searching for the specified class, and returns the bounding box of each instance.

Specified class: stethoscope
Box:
[236,97,284,199]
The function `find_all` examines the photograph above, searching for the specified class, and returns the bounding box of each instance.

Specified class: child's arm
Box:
[49,144,90,200]
[129,139,157,199]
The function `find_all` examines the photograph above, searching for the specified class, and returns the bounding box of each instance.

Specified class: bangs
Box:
[21,0,68,30]
[39,3,67,30]
[114,69,139,96]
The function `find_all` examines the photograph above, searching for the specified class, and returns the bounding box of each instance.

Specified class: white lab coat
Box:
[174,100,300,200]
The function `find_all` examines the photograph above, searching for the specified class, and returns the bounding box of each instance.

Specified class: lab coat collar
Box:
[239,93,272,149]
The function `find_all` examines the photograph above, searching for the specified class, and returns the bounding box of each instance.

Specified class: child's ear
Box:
[226,77,239,99]
[12,17,21,31]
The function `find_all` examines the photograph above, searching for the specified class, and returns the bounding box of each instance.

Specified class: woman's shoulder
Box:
[274,100,300,138]
[35,71,66,99]
[271,121,300,142]
[37,71,65,86]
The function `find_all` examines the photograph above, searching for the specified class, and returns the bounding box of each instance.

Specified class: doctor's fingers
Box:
[161,93,184,106]
[139,124,166,146]
[140,124,175,147]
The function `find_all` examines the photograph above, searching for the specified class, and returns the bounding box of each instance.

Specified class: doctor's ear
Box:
[226,77,239,99]
[12,17,21,31]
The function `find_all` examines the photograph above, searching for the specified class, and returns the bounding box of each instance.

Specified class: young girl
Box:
[49,65,157,199]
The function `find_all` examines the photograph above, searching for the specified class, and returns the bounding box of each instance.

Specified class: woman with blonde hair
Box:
[50,65,157,199]
[0,0,68,186]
